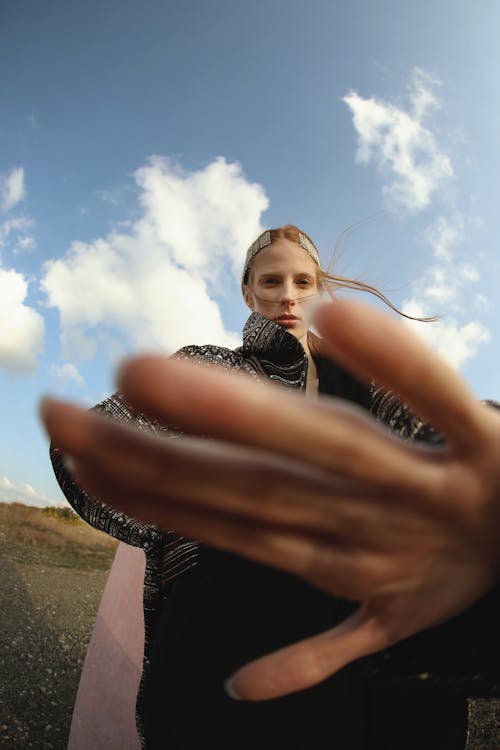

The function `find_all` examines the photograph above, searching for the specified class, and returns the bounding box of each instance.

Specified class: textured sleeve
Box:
[367,387,500,698]
[369,383,446,444]
[370,383,500,446]
[49,391,174,551]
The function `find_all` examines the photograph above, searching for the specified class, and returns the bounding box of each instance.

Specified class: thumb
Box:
[224,605,390,701]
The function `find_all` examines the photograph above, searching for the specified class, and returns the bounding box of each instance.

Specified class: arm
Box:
[50,340,254,554]
[50,391,169,549]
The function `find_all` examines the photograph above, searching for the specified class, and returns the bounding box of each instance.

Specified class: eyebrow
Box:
[258,271,315,279]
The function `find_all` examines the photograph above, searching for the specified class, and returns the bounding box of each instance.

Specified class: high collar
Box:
[239,311,308,366]
[236,311,372,411]
[234,311,310,392]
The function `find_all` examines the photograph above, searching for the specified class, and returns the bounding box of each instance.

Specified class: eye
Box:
[297,278,312,286]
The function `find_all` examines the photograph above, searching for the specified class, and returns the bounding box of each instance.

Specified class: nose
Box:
[281,280,296,306]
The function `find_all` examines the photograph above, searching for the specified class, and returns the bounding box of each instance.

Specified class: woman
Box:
[44,225,500,749]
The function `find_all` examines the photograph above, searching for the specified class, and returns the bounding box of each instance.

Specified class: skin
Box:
[242,238,322,395]
[40,298,500,703]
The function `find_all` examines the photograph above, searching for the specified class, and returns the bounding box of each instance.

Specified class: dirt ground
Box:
[0,505,117,749]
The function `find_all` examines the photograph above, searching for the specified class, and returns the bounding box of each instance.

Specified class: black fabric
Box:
[365,683,467,750]
[314,354,372,409]
[142,549,367,750]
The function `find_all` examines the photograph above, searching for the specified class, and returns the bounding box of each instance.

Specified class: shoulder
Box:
[172,343,240,365]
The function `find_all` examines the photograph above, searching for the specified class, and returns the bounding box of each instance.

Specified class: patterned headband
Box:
[241,230,321,287]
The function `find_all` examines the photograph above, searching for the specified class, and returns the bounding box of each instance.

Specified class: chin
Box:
[285,326,306,340]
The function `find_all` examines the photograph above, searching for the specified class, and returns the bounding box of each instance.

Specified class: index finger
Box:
[313,299,485,451]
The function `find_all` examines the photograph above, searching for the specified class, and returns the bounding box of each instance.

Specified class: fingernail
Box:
[224,678,242,700]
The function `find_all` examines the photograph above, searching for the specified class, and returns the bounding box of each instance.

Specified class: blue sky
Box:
[1,0,499,506]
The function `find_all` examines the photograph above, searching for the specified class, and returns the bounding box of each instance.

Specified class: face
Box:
[242,238,321,341]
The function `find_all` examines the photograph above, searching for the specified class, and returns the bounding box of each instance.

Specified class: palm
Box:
[40,299,500,701]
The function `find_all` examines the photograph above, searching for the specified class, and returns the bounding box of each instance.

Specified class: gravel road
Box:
[0,544,112,749]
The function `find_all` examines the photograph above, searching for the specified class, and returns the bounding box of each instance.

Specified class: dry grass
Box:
[0,502,117,569]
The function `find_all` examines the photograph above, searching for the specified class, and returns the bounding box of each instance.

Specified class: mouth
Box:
[275,315,299,321]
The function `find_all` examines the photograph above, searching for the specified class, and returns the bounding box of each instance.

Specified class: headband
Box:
[241,230,321,287]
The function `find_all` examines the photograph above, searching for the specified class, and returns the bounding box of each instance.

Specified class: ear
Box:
[242,284,255,311]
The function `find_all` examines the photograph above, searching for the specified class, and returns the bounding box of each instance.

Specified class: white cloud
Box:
[342,71,489,369]
[14,234,37,253]
[0,268,45,373]
[474,293,488,310]
[401,213,489,369]
[402,307,491,370]
[460,264,479,282]
[0,215,33,246]
[50,362,85,387]
[0,167,26,212]
[0,475,63,507]
[0,215,36,261]
[423,214,462,262]
[134,155,268,282]
[342,68,453,213]
[424,269,456,304]
[42,155,269,359]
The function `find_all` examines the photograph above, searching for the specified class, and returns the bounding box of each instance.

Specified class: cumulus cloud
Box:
[0,167,26,212]
[0,268,45,373]
[342,70,489,369]
[42,156,269,358]
[343,68,453,213]
[401,214,490,369]
[0,475,63,507]
[50,362,85,387]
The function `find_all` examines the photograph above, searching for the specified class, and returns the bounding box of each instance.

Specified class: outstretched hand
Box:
[40,299,500,701]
